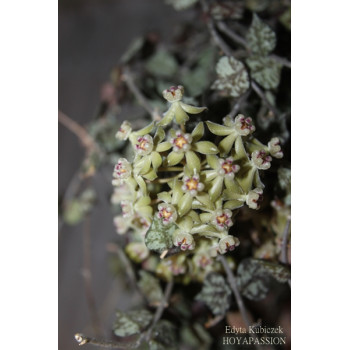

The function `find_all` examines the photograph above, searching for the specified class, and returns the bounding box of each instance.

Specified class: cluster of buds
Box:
[111,85,283,281]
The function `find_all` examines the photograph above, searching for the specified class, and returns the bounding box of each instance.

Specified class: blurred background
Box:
[59,1,194,349]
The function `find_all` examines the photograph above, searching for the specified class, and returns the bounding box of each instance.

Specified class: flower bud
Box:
[173,232,195,251]
[268,137,283,158]
[116,121,132,140]
[218,235,240,254]
[251,150,272,170]
[163,85,184,102]
[246,188,263,209]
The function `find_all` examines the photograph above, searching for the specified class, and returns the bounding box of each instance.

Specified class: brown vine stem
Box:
[58,110,98,154]
[122,67,161,121]
[82,214,103,337]
[217,255,264,350]
[228,88,251,118]
[75,333,140,349]
[144,279,174,342]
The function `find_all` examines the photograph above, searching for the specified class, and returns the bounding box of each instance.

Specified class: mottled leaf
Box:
[146,50,178,78]
[165,0,199,11]
[138,271,164,305]
[236,258,290,301]
[246,56,282,89]
[195,273,231,315]
[113,309,153,337]
[212,56,249,98]
[246,14,276,55]
[149,320,177,350]
[145,215,176,254]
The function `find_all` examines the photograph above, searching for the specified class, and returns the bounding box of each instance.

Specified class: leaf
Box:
[145,50,178,78]
[165,0,199,11]
[145,215,176,254]
[149,320,177,350]
[138,271,164,305]
[236,259,271,301]
[120,37,144,64]
[236,258,290,301]
[195,273,232,315]
[246,14,276,56]
[113,309,153,337]
[246,56,282,89]
[212,56,250,98]
[193,141,219,155]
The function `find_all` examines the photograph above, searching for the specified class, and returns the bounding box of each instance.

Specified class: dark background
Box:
[58,1,193,349]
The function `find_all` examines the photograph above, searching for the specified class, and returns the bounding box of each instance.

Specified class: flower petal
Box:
[219,133,237,156]
[135,175,147,194]
[143,168,158,181]
[224,200,244,210]
[180,102,207,114]
[133,121,155,136]
[185,151,201,173]
[154,127,165,144]
[167,151,184,166]
[191,122,204,142]
[196,193,215,210]
[209,176,224,201]
[206,155,219,169]
[203,169,218,182]
[193,141,219,155]
[134,155,152,175]
[157,191,172,203]
[206,121,232,136]
[172,179,183,205]
[151,152,162,171]
[156,141,172,153]
[174,103,189,124]
[178,192,192,217]
[158,104,176,126]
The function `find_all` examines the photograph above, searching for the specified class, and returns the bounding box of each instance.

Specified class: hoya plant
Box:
[59,1,291,349]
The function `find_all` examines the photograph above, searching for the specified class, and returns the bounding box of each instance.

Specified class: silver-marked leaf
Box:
[195,273,231,315]
[145,50,178,78]
[138,271,164,305]
[246,56,282,89]
[149,320,177,350]
[113,309,153,337]
[246,14,276,56]
[212,56,249,98]
[145,215,176,254]
[165,0,199,11]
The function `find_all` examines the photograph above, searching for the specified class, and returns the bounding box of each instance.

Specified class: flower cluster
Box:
[111,86,283,282]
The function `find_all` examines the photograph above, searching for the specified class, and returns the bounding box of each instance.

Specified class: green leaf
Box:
[138,271,164,305]
[246,14,276,55]
[178,192,192,216]
[167,151,184,166]
[246,56,282,89]
[145,215,177,254]
[211,56,250,98]
[195,273,231,315]
[206,121,232,136]
[145,50,178,78]
[113,309,153,337]
[120,37,144,64]
[191,121,204,142]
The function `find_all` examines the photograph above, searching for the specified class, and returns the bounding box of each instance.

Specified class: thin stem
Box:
[281,218,291,265]
[147,172,183,184]
[75,333,140,349]
[144,279,174,342]
[228,88,251,118]
[251,81,280,118]
[122,67,161,121]
[58,110,97,153]
[216,21,291,68]
[82,214,103,337]
[217,255,264,350]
